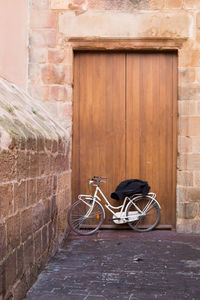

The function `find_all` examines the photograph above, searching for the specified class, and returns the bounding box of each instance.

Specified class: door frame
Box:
[71,37,183,230]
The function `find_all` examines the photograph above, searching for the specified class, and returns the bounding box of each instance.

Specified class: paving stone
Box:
[25,230,200,300]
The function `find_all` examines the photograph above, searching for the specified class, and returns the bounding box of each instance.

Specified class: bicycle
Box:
[68,176,161,235]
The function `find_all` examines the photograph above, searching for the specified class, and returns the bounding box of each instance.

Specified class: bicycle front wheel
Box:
[126,196,160,232]
[68,199,104,235]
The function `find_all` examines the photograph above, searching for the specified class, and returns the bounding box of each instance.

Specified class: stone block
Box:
[32,203,43,232]
[14,181,26,212]
[179,117,200,136]
[179,84,200,100]
[31,0,50,9]
[27,179,37,206]
[179,68,195,83]
[59,11,190,38]
[178,101,197,116]
[16,245,24,279]
[185,202,198,219]
[5,250,17,291]
[176,202,185,218]
[183,0,200,8]
[43,199,51,224]
[178,136,192,153]
[0,223,6,261]
[12,278,27,300]
[39,153,51,176]
[0,151,16,182]
[41,64,73,85]
[16,151,29,180]
[28,63,42,84]
[0,184,14,218]
[57,172,70,191]
[48,85,72,102]
[28,84,49,101]
[48,48,73,65]
[24,237,34,267]
[34,230,42,260]
[42,225,48,253]
[178,153,200,170]
[29,152,39,178]
[21,208,33,242]
[37,135,45,152]
[37,177,47,200]
[51,0,70,9]
[194,171,200,186]
[29,48,48,64]
[149,0,165,9]
[88,0,149,10]
[29,29,57,48]
[192,137,200,153]
[7,213,20,251]
[30,9,57,29]
[45,138,52,151]
[166,0,183,8]
[177,170,193,186]
[179,50,200,68]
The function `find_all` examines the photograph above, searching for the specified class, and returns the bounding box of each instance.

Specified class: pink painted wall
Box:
[0,0,28,89]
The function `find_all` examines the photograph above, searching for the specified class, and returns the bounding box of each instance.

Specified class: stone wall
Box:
[0,78,71,300]
[28,0,200,233]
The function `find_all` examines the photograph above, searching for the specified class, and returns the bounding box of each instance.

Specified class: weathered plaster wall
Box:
[0,0,28,89]
[28,0,200,233]
[0,78,71,300]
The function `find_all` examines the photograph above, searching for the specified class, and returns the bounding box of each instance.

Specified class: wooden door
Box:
[73,51,177,228]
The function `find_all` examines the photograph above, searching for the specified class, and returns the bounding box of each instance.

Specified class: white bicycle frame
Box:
[78,184,160,224]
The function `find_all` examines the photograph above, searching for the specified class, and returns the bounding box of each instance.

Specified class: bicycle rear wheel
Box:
[68,199,104,235]
[126,196,160,232]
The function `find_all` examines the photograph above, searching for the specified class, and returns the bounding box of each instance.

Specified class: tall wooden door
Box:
[73,51,177,228]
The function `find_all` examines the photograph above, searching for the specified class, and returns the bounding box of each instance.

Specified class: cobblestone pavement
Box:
[25,230,200,300]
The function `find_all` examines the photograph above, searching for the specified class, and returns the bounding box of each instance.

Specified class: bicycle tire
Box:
[126,196,160,232]
[68,199,104,235]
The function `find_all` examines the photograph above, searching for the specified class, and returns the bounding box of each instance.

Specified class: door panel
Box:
[73,51,177,228]
[73,52,126,225]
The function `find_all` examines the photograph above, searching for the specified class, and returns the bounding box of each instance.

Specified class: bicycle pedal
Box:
[109,218,120,221]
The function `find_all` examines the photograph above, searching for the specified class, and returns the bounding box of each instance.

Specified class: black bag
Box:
[111,179,150,200]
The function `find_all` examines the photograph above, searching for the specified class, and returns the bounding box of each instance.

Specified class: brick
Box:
[41,64,73,85]
[31,0,50,9]
[178,154,200,170]
[29,48,48,63]
[12,278,27,300]
[0,223,6,261]
[21,208,33,242]
[5,250,17,291]
[34,230,42,261]
[14,181,26,212]
[32,203,43,232]
[178,136,192,153]
[52,139,58,153]
[24,237,34,267]
[30,10,57,29]
[178,101,197,115]
[179,117,200,136]
[183,0,200,8]
[48,85,72,102]
[37,135,45,152]
[0,184,14,218]
[194,171,200,186]
[57,172,69,191]
[7,213,20,251]
[45,138,52,151]
[177,170,193,186]
[166,0,183,8]
[179,68,195,83]
[29,29,57,48]
[42,225,48,253]
[0,151,16,182]
[27,179,37,206]
[51,0,70,9]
